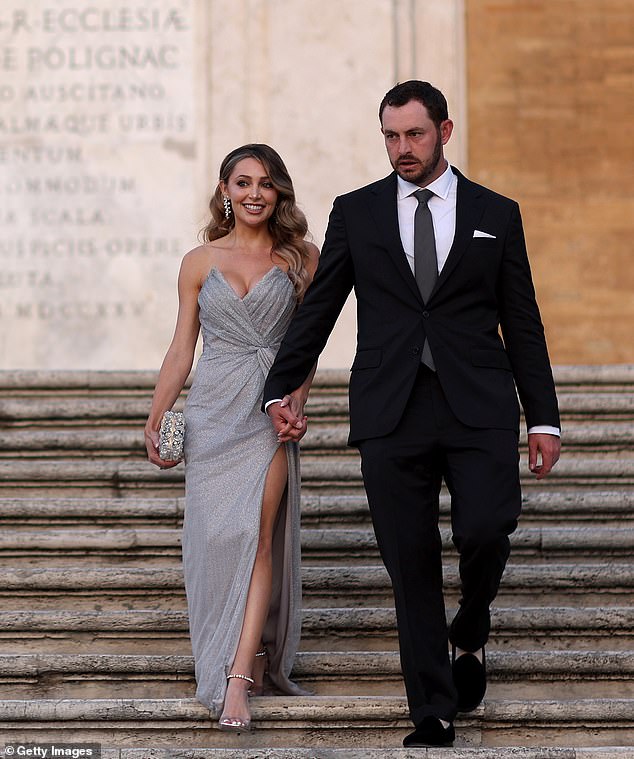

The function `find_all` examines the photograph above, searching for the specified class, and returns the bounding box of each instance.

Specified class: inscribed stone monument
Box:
[0,1,197,368]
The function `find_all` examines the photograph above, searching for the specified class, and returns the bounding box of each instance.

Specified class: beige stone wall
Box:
[466,0,634,364]
[2,1,631,369]
[0,1,200,369]
[0,0,467,370]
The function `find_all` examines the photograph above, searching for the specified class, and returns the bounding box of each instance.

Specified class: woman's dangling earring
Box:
[223,195,232,220]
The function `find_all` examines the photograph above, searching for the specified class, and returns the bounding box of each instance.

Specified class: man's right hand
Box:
[528,432,561,480]
[267,396,308,442]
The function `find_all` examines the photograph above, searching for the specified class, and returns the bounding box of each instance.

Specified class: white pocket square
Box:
[473,229,496,239]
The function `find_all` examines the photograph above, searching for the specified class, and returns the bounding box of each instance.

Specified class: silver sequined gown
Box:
[182,265,304,713]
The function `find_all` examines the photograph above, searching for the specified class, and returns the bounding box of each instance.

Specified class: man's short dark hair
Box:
[379,80,449,128]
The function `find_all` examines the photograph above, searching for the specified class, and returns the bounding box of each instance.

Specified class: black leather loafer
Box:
[452,644,486,712]
[402,716,455,747]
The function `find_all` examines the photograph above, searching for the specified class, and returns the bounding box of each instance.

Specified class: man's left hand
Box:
[528,433,561,480]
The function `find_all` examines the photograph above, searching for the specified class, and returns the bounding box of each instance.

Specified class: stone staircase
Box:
[0,366,632,758]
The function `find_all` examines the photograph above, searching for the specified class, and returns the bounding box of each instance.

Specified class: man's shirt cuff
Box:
[528,425,560,436]
[264,398,283,412]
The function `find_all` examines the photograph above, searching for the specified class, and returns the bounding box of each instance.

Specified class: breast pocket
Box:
[469,237,500,257]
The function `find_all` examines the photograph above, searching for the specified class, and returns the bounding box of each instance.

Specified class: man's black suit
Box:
[264,167,560,722]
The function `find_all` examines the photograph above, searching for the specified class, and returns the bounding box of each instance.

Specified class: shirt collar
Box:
[396,162,455,200]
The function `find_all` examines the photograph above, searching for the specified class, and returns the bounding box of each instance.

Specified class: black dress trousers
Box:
[358,364,522,723]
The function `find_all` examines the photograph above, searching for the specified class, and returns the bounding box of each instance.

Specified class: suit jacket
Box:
[264,167,560,445]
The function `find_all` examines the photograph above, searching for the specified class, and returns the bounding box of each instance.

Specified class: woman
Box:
[145,144,319,732]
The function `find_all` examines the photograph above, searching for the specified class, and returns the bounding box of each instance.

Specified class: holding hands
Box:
[268,393,308,443]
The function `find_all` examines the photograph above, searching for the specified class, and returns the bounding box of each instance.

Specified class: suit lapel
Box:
[431,168,487,298]
[367,173,422,302]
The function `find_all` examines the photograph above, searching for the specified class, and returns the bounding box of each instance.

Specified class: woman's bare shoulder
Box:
[182,242,213,262]
[185,240,231,264]
[179,243,216,284]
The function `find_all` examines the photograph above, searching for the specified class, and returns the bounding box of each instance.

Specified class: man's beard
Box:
[394,129,443,185]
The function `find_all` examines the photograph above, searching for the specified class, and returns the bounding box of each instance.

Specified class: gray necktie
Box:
[414,188,437,370]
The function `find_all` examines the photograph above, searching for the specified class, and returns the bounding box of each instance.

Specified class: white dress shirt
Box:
[397,162,457,276]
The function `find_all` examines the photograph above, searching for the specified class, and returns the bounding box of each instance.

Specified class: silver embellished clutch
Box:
[158,410,185,462]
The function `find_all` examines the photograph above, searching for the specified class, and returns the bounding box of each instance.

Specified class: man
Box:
[264,80,560,748]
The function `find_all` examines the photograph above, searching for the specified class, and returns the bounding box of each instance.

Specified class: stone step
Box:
[0,696,632,748]
[0,526,630,566]
[301,456,634,491]
[2,420,632,456]
[303,606,634,651]
[0,386,634,428]
[0,606,631,654]
[0,370,167,391]
[300,490,634,527]
[0,564,632,609]
[0,524,623,555]
[0,650,632,700]
[0,490,631,528]
[1,365,631,389]
[298,564,634,605]
[299,526,634,562]
[0,496,185,527]
[0,456,632,498]
[1,389,633,423]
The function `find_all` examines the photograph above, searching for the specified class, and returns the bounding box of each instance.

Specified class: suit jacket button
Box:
[412,346,420,355]
[422,310,430,318]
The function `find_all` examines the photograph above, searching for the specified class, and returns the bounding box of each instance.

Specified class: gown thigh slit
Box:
[181,266,305,714]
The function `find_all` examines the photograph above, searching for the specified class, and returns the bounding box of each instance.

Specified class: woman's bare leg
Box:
[220,445,288,724]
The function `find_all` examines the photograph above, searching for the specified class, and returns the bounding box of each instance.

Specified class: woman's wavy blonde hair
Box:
[201,144,312,301]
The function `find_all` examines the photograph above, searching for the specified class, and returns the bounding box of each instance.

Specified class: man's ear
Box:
[440,119,454,145]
